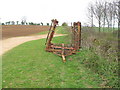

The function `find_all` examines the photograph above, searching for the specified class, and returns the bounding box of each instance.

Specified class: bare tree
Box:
[118,0,120,29]
[7,21,10,25]
[87,0,119,32]
[41,22,43,26]
[102,1,107,31]
[113,0,120,29]
[92,1,104,32]
[105,2,114,30]
[87,3,94,27]
[112,1,117,30]
[16,21,19,25]
[11,21,15,25]
[5,22,8,25]
[21,16,27,25]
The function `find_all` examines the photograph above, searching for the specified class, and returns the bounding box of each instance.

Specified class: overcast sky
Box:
[0,0,113,25]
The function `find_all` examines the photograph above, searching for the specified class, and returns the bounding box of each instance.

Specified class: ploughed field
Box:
[2,25,49,39]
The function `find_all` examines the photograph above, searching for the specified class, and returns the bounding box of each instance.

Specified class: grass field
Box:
[37,30,49,35]
[37,26,70,35]
[87,27,118,32]
[2,26,119,88]
[2,36,102,88]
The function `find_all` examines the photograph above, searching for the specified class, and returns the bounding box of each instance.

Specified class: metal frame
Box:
[45,19,81,62]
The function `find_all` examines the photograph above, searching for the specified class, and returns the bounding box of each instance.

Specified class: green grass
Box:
[37,30,49,35]
[81,27,119,88]
[2,36,102,88]
[2,26,118,88]
[52,26,72,44]
[36,26,70,35]
[92,27,118,32]
[82,27,118,33]
[67,48,119,88]
[56,26,70,34]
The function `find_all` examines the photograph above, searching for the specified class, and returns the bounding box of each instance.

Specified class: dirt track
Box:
[1,34,65,55]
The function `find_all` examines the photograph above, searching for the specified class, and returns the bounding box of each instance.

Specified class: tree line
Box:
[87,0,120,32]
[1,21,50,26]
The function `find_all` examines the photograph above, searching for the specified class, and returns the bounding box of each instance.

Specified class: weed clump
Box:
[69,27,119,88]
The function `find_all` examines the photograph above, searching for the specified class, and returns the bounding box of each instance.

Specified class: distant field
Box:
[2,25,49,39]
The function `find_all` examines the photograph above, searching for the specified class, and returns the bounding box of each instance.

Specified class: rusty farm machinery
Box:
[45,19,81,62]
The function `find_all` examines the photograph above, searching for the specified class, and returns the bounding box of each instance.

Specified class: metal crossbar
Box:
[45,19,81,62]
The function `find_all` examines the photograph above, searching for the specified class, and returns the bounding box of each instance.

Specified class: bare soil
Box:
[2,25,49,39]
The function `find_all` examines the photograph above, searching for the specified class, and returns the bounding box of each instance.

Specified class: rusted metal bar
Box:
[46,19,58,50]
[45,19,81,62]
[45,23,52,45]
[61,43,66,62]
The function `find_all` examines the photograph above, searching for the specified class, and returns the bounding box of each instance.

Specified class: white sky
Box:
[0,0,113,25]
